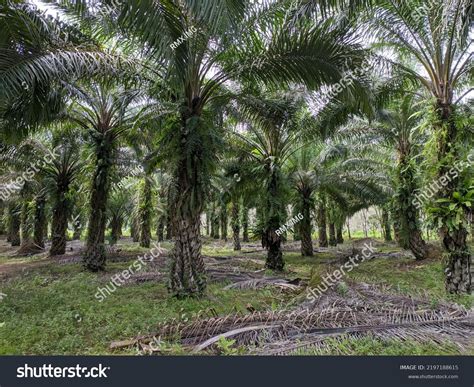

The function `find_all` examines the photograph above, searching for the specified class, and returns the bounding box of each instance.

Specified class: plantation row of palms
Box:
[0,0,472,298]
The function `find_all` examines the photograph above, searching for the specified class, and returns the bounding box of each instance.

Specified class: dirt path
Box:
[0,257,54,279]
[0,238,85,280]
[0,239,54,279]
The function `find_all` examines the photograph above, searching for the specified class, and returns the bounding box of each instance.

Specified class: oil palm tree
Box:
[107,186,132,245]
[68,83,143,271]
[288,146,318,256]
[6,201,21,246]
[0,138,56,253]
[289,139,390,255]
[42,129,83,255]
[4,0,381,296]
[233,94,308,270]
[367,0,473,292]
[127,153,155,249]
[220,154,256,251]
[111,0,370,295]
[341,95,433,259]
[0,1,129,133]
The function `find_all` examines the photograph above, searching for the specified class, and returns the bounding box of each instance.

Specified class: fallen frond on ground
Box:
[110,282,472,354]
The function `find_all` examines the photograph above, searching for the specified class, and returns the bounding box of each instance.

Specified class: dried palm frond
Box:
[109,282,472,354]
[224,278,301,291]
[255,319,473,355]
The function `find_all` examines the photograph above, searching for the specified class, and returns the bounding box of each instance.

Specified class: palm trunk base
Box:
[10,218,21,246]
[301,237,313,257]
[409,230,429,261]
[83,245,106,272]
[140,233,151,248]
[318,228,328,247]
[445,250,471,294]
[265,237,284,271]
[301,224,313,256]
[17,240,43,255]
[336,226,344,244]
[242,208,249,242]
[169,218,206,298]
[233,233,241,250]
[157,220,165,242]
[442,227,471,294]
[50,235,67,256]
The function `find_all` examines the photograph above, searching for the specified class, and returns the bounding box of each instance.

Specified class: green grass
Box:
[0,260,282,354]
[283,251,337,279]
[345,257,472,308]
[0,253,47,266]
[1,238,472,355]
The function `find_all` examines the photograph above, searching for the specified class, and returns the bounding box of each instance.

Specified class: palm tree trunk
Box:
[263,171,284,271]
[169,112,207,297]
[292,208,301,241]
[382,208,392,242]
[131,217,139,242]
[393,220,407,248]
[317,204,328,247]
[435,104,471,293]
[396,154,428,260]
[33,193,46,249]
[51,193,69,255]
[8,202,21,246]
[362,210,368,238]
[242,205,249,242]
[20,200,34,250]
[83,140,112,271]
[211,204,219,239]
[220,205,228,241]
[265,233,283,270]
[328,222,337,246]
[231,201,241,251]
[139,176,152,248]
[165,215,172,239]
[110,216,121,245]
[300,199,313,256]
[169,212,206,297]
[118,218,123,238]
[346,220,351,240]
[336,224,344,244]
[72,222,82,240]
[157,217,165,242]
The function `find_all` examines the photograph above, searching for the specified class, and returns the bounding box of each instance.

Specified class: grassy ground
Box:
[0,237,472,355]
[346,255,472,308]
